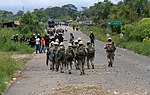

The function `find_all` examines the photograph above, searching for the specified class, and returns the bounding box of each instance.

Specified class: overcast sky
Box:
[0,0,121,14]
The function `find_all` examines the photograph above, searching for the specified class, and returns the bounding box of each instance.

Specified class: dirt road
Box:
[5,26,150,95]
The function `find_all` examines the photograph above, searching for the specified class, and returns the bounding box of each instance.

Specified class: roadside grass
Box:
[0,28,34,54]
[0,28,34,94]
[81,26,150,57]
[0,52,28,93]
[81,26,108,42]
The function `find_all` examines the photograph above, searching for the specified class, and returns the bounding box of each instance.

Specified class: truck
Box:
[48,19,55,28]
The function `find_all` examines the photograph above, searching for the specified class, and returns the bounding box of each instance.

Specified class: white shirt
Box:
[36,38,40,45]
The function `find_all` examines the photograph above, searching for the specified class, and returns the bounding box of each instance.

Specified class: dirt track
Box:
[5,26,150,95]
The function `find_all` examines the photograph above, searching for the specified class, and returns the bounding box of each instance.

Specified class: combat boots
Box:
[108,61,113,67]
[80,69,85,75]
[69,70,71,74]
[92,64,94,69]
[60,67,64,73]
[83,69,85,75]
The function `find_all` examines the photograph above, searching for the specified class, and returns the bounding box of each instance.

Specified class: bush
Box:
[125,18,150,42]
[81,24,150,57]
[0,28,34,54]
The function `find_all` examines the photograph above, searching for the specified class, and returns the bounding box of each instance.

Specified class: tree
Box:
[19,11,42,34]
[16,10,24,16]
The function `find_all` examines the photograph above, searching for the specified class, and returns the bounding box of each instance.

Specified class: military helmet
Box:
[51,41,54,44]
[60,42,64,46]
[74,40,78,44]
[87,41,90,44]
[108,37,112,40]
[79,41,83,45]
[78,37,81,41]
[107,37,112,42]
[68,43,72,47]
[54,42,59,45]
[55,39,59,42]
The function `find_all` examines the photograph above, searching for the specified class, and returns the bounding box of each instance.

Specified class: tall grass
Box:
[0,52,27,93]
[0,28,34,94]
[0,28,34,54]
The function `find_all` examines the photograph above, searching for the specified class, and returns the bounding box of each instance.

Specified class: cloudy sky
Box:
[0,0,121,14]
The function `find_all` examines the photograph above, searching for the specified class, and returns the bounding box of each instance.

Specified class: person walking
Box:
[72,40,79,70]
[89,31,95,46]
[104,37,116,67]
[69,33,74,45]
[40,36,46,53]
[77,41,86,75]
[86,41,95,69]
[53,42,60,71]
[58,42,65,73]
[66,43,74,74]
[35,36,40,54]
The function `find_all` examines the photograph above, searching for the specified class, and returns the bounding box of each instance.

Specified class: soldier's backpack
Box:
[78,46,85,56]
[66,49,73,60]
[106,42,115,52]
[58,47,65,60]
[88,46,95,57]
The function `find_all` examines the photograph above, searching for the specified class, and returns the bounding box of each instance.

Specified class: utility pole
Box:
[23,7,24,14]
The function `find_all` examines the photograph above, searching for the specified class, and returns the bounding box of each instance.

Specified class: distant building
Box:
[2,21,20,28]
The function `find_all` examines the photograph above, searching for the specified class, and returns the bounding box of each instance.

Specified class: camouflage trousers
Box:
[78,59,85,75]
[59,60,64,73]
[67,61,73,74]
[87,57,94,69]
[107,52,115,67]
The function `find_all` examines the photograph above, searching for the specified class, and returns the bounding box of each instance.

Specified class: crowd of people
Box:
[46,35,96,75]
[11,26,116,75]
[45,27,116,75]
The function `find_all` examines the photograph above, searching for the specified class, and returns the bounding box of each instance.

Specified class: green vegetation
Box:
[0,28,34,94]
[81,18,150,56]
[0,28,34,54]
[0,52,27,93]
[0,0,149,94]
[81,26,108,42]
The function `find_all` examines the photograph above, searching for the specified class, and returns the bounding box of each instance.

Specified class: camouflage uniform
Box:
[86,42,95,69]
[46,41,54,70]
[104,37,116,67]
[53,42,60,71]
[77,41,86,75]
[66,44,74,74]
[58,43,65,73]
[72,40,79,70]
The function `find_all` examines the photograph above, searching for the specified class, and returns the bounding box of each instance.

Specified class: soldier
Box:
[58,42,65,73]
[72,40,79,70]
[77,41,86,75]
[89,31,95,46]
[104,37,116,67]
[66,43,74,74]
[46,41,55,70]
[69,33,74,45]
[45,34,50,49]
[53,42,60,71]
[77,37,82,43]
[86,41,95,69]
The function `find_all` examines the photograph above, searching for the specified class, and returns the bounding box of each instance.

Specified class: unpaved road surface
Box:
[5,26,150,95]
